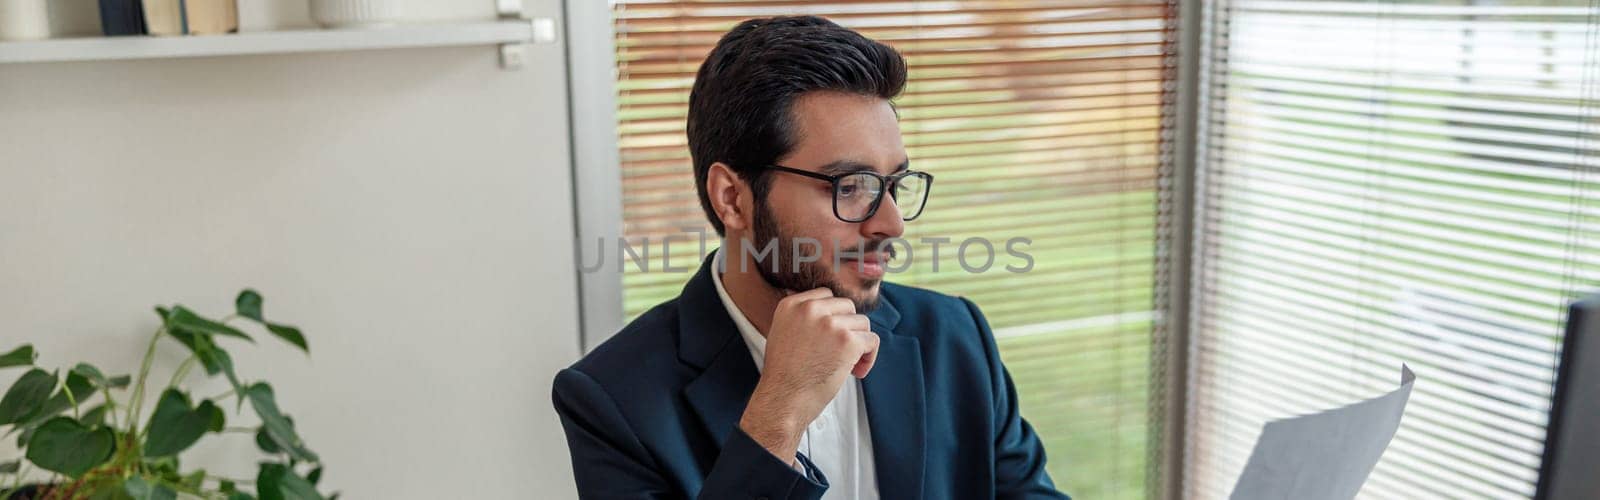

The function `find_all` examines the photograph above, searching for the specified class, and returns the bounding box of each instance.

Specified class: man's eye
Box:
[838,184,859,196]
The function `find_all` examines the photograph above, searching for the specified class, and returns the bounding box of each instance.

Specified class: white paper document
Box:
[1229,364,1416,500]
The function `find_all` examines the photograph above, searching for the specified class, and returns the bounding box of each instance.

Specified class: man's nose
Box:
[860,193,905,239]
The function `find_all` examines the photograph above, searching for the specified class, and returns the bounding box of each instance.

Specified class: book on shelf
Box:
[184,0,239,35]
[98,0,148,36]
[142,0,185,36]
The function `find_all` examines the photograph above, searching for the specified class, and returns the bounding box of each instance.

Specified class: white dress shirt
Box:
[712,263,880,499]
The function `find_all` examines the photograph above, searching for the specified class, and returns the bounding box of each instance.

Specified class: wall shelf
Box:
[0,20,542,64]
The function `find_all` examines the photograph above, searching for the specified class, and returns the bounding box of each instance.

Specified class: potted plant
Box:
[0,290,334,500]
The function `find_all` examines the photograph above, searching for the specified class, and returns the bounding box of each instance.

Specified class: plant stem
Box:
[6,463,27,495]
[167,354,198,389]
[125,326,165,432]
[222,426,255,434]
[62,383,79,420]
[100,387,119,428]
[208,388,236,401]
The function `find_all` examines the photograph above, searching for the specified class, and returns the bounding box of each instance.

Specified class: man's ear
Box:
[706,162,750,232]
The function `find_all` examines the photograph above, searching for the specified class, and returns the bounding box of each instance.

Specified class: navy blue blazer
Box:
[553,254,1069,499]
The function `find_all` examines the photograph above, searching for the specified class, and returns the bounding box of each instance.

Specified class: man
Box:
[553,16,1068,500]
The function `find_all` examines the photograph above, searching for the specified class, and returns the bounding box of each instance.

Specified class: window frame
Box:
[564,0,627,352]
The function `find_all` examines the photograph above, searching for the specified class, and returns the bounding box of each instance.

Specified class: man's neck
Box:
[719,248,785,337]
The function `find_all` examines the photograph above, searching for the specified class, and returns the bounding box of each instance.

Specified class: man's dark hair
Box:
[687,16,907,236]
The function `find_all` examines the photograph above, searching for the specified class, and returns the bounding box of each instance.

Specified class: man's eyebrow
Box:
[819,158,911,176]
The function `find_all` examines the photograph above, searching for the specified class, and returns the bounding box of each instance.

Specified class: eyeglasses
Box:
[762,164,934,223]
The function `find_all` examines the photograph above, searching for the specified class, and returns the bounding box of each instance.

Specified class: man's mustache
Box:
[834,238,898,262]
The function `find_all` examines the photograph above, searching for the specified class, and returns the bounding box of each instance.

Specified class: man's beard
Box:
[750,199,881,313]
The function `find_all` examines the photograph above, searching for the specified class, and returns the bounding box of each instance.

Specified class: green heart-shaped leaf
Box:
[255,426,279,454]
[254,416,290,455]
[0,368,56,425]
[257,462,287,500]
[168,305,253,343]
[210,349,243,409]
[0,345,36,369]
[235,290,309,354]
[13,370,101,439]
[265,323,308,355]
[124,476,178,500]
[159,305,247,408]
[144,389,225,457]
[256,463,323,500]
[246,384,317,462]
[78,404,108,427]
[25,416,114,477]
[164,327,244,407]
[236,290,264,322]
[70,363,127,389]
[71,363,107,385]
[277,470,324,500]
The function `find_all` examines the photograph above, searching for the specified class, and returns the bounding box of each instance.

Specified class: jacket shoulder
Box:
[565,298,687,387]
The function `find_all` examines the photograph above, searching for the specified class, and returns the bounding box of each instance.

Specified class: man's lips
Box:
[844,253,896,266]
[841,253,892,278]
[841,253,892,265]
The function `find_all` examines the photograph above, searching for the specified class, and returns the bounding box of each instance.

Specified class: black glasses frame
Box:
[761,164,934,223]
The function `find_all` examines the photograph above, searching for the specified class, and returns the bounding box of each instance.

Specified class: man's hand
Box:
[738,287,880,466]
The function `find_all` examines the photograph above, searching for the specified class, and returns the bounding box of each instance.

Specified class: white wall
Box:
[0,2,581,498]
[45,0,506,35]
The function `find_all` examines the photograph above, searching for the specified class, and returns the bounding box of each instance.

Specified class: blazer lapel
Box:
[683,346,759,446]
[677,252,758,446]
[861,293,927,499]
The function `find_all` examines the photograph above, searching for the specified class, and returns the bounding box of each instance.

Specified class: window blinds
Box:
[611,2,1178,498]
[1188,1,1600,498]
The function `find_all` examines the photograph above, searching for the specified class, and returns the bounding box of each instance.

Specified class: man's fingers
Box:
[825,314,870,333]
[850,330,880,379]
[777,287,834,309]
[851,347,879,379]
[795,287,833,299]
[794,296,856,318]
